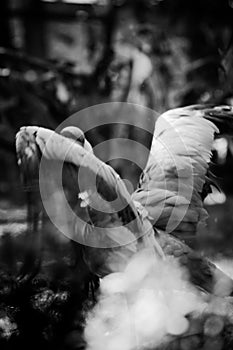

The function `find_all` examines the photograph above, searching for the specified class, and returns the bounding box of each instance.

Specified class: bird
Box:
[15,105,233,295]
[15,124,164,287]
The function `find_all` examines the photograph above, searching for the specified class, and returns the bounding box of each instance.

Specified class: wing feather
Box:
[132,105,219,237]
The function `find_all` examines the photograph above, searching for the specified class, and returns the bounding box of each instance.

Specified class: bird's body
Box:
[16,125,163,279]
[15,105,233,294]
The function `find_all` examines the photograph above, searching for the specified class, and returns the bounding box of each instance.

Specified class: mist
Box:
[84,248,206,350]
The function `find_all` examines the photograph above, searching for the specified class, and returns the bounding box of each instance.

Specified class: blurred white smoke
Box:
[84,248,205,350]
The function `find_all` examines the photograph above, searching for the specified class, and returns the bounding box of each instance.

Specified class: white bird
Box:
[16,124,163,280]
[15,105,233,294]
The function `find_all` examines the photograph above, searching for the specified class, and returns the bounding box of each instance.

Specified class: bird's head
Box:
[60,126,93,153]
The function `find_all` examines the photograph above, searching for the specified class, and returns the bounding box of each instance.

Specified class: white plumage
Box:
[133,106,219,237]
[16,125,163,278]
[15,104,233,293]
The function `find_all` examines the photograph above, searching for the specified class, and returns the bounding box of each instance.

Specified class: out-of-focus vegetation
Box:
[1,0,233,349]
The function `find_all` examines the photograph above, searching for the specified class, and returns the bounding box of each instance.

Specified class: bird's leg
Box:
[17,191,43,283]
[70,242,99,301]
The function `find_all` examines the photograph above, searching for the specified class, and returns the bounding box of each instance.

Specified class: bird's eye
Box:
[60,128,85,146]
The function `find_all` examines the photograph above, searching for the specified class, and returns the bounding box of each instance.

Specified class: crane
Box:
[15,105,233,295]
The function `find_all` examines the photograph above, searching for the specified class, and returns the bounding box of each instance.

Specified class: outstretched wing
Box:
[132,105,233,240]
[16,126,162,277]
[132,105,233,294]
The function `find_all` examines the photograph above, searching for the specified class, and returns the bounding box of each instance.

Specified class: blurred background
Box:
[1,1,233,348]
